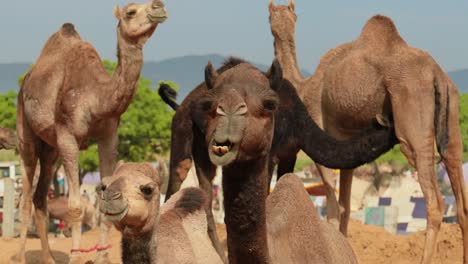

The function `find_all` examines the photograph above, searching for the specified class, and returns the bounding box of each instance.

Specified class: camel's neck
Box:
[286,84,398,169]
[223,158,270,264]
[94,29,144,118]
[273,36,303,87]
[121,231,152,263]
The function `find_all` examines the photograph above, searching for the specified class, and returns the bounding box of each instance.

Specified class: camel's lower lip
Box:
[100,202,129,222]
[209,140,239,166]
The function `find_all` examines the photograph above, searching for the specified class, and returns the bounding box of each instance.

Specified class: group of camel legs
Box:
[6,0,467,263]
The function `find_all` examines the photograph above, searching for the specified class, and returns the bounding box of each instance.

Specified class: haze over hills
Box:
[0,55,466,102]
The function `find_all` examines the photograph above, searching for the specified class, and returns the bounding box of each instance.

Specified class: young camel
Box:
[160,57,398,260]
[267,173,357,264]
[12,1,168,263]
[97,162,223,264]
[269,1,468,263]
[180,59,397,263]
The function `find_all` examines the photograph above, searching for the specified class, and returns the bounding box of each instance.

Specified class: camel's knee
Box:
[32,195,47,211]
[67,206,83,223]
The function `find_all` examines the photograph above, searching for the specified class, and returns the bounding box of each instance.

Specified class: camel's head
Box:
[268,0,297,40]
[97,163,161,237]
[192,59,282,166]
[0,128,17,150]
[114,0,168,44]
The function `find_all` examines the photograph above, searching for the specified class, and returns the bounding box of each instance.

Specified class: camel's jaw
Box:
[99,199,129,222]
[147,3,168,24]
[208,138,239,166]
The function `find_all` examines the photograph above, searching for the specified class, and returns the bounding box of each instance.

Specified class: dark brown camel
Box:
[198,60,369,263]
[161,58,397,262]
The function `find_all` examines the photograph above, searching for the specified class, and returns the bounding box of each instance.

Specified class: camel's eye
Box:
[263,99,278,112]
[140,185,154,198]
[126,10,137,17]
[199,100,214,112]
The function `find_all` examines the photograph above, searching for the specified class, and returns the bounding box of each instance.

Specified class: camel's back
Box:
[156,188,223,264]
[20,23,108,137]
[266,173,357,264]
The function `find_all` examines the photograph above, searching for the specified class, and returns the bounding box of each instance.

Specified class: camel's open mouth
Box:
[212,140,234,156]
[209,139,239,166]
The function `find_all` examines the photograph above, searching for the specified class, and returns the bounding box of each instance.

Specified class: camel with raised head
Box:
[160,57,397,260]
[269,1,468,263]
[97,162,223,264]
[12,1,168,263]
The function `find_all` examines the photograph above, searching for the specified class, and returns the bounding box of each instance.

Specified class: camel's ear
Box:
[268,0,275,11]
[288,0,295,11]
[113,5,122,20]
[205,61,218,90]
[375,114,391,128]
[268,59,283,91]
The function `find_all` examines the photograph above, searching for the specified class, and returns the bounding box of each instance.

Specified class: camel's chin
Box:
[100,204,129,222]
[209,149,238,166]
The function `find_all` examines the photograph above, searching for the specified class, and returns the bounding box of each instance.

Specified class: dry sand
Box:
[0,220,463,263]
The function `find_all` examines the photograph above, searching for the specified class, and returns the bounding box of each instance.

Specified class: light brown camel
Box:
[12,1,168,263]
[267,173,357,264]
[269,1,468,263]
[97,162,223,264]
[0,127,17,150]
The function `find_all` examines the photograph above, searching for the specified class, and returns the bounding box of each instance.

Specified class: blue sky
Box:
[1,0,467,72]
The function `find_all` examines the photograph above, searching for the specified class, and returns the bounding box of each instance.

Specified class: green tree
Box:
[0,90,18,129]
[459,93,468,161]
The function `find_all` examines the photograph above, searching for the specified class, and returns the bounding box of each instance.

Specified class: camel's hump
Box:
[174,187,207,216]
[60,23,79,38]
[358,15,406,47]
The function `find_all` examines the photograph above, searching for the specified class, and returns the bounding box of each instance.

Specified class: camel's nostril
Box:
[96,184,107,193]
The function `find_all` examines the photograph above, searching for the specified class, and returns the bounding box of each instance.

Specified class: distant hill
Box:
[141,54,311,101]
[0,56,466,101]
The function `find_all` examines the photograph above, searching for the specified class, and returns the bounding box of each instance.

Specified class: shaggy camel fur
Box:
[12,1,168,263]
[269,2,468,263]
[0,127,17,150]
[267,173,357,264]
[164,59,397,263]
[97,162,222,264]
[160,57,397,260]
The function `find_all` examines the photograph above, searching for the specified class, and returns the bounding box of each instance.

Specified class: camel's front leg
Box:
[56,128,83,263]
[338,169,354,235]
[193,138,227,263]
[315,164,341,229]
[95,124,118,264]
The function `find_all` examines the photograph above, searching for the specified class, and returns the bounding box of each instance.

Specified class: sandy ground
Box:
[0,220,464,264]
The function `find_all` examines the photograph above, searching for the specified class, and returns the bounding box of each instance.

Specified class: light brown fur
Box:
[98,162,222,264]
[12,1,168,263]
[269,2,468,263]
[266,173,357,264]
